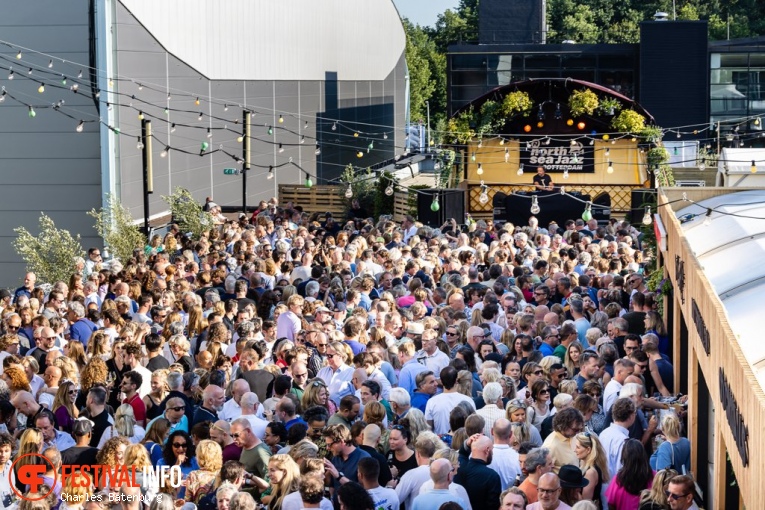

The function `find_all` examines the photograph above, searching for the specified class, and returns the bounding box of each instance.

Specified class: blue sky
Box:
[392,0,460,27]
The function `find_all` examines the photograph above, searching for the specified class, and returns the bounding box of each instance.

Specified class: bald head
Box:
[543,313,559,326]
[471,436,494,462]
[11,391,38,417]
[534,305,550,321]
[492,418,513,442]
[240,392,259,414]
[213,420,230,433]
[362,424,381,446]
[352,368,368,389]
[232,379,250,403]
[430,458,453,485]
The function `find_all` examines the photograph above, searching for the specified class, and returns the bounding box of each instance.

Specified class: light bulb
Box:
[206,128,212,138]
[560,186,565,195]
[563,169,569,179]
[477,163,483,175]
[517,164,524,176]
[698,159,705,171]
[703,209,712,226]
[28,107,35,118]
[78,70,83,79]
[171,123,176,133]
[354,132,359,138]
[164,108,169,115]
[268,166,274,179]
[278,115,284,124]
[544,137,550,145]
[200,141,209,153]
[605,148,610,157]
[305,176,313,188]
[301,136,305,144]
[357,151,363,158]
[137,137,144,150]
[37,84,44,93]
[530,196,541,215]
[505,148,510,163]
[161,146,169,158]
[304,121,308,129]
[237,135,244,143]
[332,122,337,131]
[478,140,483,148]
[268,126,273,135]
[76,120,84,132]
[430,197,440,212]
[138,111,144,120]
[607,162,614,174]
[479,185,489,205]
[677,132,681,139]
[15,51,21,59]
[345,185,353,199]
[61,76,66,85]
[471,152,476,162]
[385,184,394,196]
[278,144,284,153]
[499,138,505,146]
[383,133,388,140]
[582,203,593,222]
[0,90,5,102]
[570,139,576,146]
[195,97,200,106]
[751,160,757,173]
[572,155,578,164]
[198,112,203,121]
[315,144,321,155]
[47,59,53,68]
[7,70,13,80]
[138,83,143,90]
[642,206,652,226]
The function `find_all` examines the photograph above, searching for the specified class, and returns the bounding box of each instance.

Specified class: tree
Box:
[13,214,84,284]
[162,187,215,241]
[88,194,147,264]
[403,20,436,123]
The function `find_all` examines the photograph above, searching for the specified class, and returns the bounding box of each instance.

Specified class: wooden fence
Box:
[278,184,346,218]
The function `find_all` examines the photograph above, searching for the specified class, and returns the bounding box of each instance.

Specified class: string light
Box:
[698,158,706,171]
[478,139,482,148]
[703,208,713,226]
[37,83,44,93]
[477,163,483,175]
[138,111,144,120]
[605,148,610,157]
[354,132,359,138]
[60,76,66,85]
[200,141,209,155]
[504,148,509,163]
[315,144,321,156]
[383,133,388,140]
[237,135,244,143]
[27,106,35,118]
[582,202,593,222]
[563,169,569,179]
[530,195,540,215]
[76,120,84,132]
[471,152,476,162]
[267,126,273,135]
[278,115,284,124]
[278,143,284,153]
[642,206,652,226]
[161,146,169,158]
[138,83,143,90]
[499,138,504,145]
[7,69,13,80]
[198,112,203,121]
[560,186,565,195]
[0,89,5,103]
[430,195,440,212]
[607,161,614,174]
[517,164,524,176]
[300,136,305,144]
[267,166,274,179]
[385,182,394,196]
[356,150,363,158]
[751,160,757,173]
[344,185,353,199]
[479,182,489,205]
[48,60,53,68]
[331,122,337,131]
[136,137,144,150]
[77,70,82,79]
[15,51,21,59]
[304,172,313,188]
[170,123,176,133]
[206,128,212,138]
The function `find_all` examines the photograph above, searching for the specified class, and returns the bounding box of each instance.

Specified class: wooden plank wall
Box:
[278,184,345,218]
[660,187,765,509]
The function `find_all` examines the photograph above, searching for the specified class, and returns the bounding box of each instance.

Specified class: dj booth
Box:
[492,189,611,227]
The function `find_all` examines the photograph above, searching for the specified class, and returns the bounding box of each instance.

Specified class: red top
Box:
[124,392,147,424]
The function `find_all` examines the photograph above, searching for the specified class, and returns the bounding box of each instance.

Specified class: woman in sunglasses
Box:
[52,380,79,434]
[159,430,199,479]
[574,431,610,506]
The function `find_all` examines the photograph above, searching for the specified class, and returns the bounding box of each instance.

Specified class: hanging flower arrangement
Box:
[611,109,646,133]
[568,89,599,117]
[501,91,533,117]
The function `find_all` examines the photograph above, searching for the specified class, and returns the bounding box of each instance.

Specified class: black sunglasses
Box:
[172,443,187,449]
[169,406,185,412]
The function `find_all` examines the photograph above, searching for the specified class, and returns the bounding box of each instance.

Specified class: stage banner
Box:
[521,139,594,173]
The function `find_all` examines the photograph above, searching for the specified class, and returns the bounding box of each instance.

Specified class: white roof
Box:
[120,0,406,81]
[718,148,765,175]
[677,189,765,386]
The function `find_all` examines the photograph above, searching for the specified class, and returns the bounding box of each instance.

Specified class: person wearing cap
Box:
[60,418,99,466]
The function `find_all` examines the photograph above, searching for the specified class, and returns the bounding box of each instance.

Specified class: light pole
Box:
[426,100,431,153]
[141,119,153,236]
[242,110,251,214]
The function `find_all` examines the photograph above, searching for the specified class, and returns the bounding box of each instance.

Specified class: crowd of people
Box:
[0,197,697,510]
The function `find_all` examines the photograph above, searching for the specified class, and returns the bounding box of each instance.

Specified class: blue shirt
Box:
[410,391,432,413]
[344,340,366,356]
[399,359,430,395]
[412,489,467,510]
[285,416,308,430]
[539,342,555,357]
[69,318,98,348]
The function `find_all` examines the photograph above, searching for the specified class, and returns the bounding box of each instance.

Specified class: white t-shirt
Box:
[281,491,333,510]
[395,465,431,510]
[424,392,476,434]
[368,486,399,510]
[417,481,473,510]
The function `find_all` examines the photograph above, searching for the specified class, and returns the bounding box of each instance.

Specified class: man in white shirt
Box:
[359,457,399,510]
[416,328,450,377]
[598,397,636,478]
[603,358,635,415]
[401,215,419,244]
[289,253,313,284]
[393,434,438,509]
[239,392,268,440]
[488,418,522,490]
[317,342,355,406]
[219,379,250,422]
[411,458,468,510]
[276,294,303,341]
[425,367,476,435]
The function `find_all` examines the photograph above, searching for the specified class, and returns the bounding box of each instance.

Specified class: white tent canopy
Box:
[716,148,765,186]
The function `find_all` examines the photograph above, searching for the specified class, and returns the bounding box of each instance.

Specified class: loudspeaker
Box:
[417,189,465,227]
[631,189,657,224]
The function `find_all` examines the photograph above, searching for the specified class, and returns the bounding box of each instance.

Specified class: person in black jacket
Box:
[454,435,502,510]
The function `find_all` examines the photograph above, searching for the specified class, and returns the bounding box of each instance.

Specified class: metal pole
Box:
[141,119,153,236]
[426,101,431,152]
[243,110,251,214]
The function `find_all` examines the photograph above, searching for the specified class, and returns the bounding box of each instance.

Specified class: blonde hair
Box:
[15,428,43,474]
[575,432,611,483]
[124,443,152,469]
[267,454,301,510]
[52,381,79,421]
[114,404,137,438]
[196,439,223,471]
[661,412,682,440]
